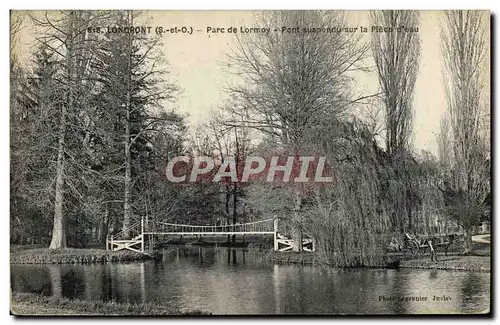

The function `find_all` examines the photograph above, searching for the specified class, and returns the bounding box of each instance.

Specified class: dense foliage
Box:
[10,10,490,263]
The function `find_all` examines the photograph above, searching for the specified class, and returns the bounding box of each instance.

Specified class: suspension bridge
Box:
[106,217,315,253]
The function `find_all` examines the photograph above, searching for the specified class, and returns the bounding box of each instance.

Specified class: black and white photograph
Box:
[9,9,491,316]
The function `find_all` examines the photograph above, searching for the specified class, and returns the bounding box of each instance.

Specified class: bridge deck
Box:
[143,231,275,236]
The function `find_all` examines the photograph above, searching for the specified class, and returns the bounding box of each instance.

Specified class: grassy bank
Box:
[10,292,209,316]
[265,251,400,268]
[265,251,490,272]
[10,247,161,264]
[400,255,490,272]
[265,251,319,265]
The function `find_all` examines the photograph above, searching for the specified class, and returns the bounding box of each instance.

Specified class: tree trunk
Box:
[49,119,67,249]
[225,184,230,243]
[232,183,237,243]
[123,122,131,238]
[122,11,133,238]
[462,226,473,255]
[408,206,413,231]
[99,205,109,246]
[49,11,75,250]
[292,190,303,252]
[292,225,302,252]
[232,129,240,244]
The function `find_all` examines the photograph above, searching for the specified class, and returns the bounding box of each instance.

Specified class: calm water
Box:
[11,247,490,314]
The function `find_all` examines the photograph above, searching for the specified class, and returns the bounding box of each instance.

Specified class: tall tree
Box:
[371,10,421,157]
[11,10,183,246]
[32,11,79,249]
[436,114,453,172]
[371,11,421,233]
[31,11,107,248]
[10,14,61,245]
[11,45,62,244]
[440,10,490,254]
[225,11,371,251]
[96,11,179,237]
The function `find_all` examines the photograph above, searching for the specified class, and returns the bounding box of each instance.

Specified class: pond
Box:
[10,247,490,314]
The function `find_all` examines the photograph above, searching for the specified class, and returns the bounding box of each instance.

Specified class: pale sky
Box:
[14,10,490,156]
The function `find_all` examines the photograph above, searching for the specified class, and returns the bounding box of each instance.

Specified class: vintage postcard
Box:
[10,10,491,315]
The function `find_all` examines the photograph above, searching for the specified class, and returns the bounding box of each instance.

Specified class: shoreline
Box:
[265,251,491,273]
[10,246,490,273]
[264,251,400,269]
[10,292,209,316]
[10,247,161,264]
[399,255,491,272]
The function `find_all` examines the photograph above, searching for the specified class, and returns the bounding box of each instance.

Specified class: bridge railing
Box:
[145,218,275,234]
[111,221,142,241]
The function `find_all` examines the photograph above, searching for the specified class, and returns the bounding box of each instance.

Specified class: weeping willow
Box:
[301,116,440,267]
[245,114,446,267]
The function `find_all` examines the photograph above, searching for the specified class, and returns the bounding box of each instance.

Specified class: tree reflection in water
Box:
[10,248,490,314]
